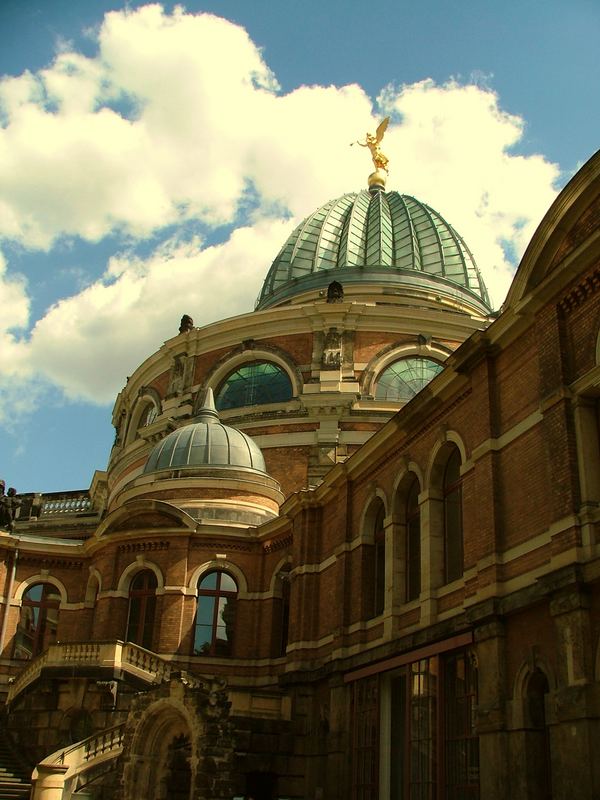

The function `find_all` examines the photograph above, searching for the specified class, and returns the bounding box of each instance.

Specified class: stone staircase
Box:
[0,729,31,800]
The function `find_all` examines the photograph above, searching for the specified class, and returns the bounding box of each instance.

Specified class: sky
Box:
[0,0,598,495]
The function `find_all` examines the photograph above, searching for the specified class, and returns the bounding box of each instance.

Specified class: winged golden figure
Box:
[356,117,390,171]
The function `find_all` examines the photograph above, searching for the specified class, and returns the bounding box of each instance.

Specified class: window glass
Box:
[375,357,444,402]
[444,448,463,583]
[215,361,293,410]
[444,651,479,797]
[126,570,158,650]
[142,403,158,427]
[406,477,421,602]
[385,650,479,799]
[365,500,386,620]
[193,571,238,657]
[374,504,386,617]
[13,583,61,660]
[352,676,380,800]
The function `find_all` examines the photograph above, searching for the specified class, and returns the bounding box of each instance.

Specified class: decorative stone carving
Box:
[0,482,21,532]
[321,327,342,368]
[178,314,194,334]
[326,280,344,303]
[167,354,186,396]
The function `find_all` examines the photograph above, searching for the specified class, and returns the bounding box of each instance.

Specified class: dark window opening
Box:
[126,570,158,650]
[352,676,380,800]
[444,447,463,583]
[406,477,421,602]
[444,651,479,798]
[372,502,386,618]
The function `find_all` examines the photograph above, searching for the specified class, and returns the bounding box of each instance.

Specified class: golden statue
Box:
[356,117,390,171]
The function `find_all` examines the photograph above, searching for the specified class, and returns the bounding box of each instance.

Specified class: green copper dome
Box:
[144,390,267,475]
[256,189,491,313]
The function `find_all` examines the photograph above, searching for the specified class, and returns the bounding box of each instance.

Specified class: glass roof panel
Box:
[216,361,293,411]
[375,357,444,402]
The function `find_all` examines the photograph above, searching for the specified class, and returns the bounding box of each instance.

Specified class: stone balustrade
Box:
[30,723,125,800]
[40,494,92,515]
[7,640,171,704]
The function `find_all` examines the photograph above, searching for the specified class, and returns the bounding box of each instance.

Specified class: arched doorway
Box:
[245,771,278,800]
[161,734,192,800]
[525,668,552,799]
[123,704,194,800]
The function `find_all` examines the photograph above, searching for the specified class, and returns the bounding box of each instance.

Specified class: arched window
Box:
[525,669,552,798]
[375,357,444,402]
[13,583,61,660]
[273,567,291,657]
[193,571,237,656]
[215,361,293,411]
[406,477,421,602]
[365,500,386,619]
[142,403,158,427]
[126,570,157,650]
[443,447,463,583]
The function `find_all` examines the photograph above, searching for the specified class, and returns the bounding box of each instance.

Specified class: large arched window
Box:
[443,447,463,583]
[373,503,386,617]
[406,477,421,602]
[375,357,444,402]
[364,499,386,619]
[126,570,157,650]
[13,583,61,660]
[273,566,291,657]
[215,361,293,411]
[193,571,237,656]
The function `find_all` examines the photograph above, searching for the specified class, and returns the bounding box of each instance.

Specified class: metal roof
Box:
[144,390,267,475]
[256,189,491,312]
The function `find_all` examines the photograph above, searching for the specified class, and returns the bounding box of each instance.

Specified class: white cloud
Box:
[25,218,294,402]
[377,80,559,303]
[0,5,562,415]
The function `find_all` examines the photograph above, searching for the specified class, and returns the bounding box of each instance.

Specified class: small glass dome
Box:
[375,357,444,402]
[144,389,267,474]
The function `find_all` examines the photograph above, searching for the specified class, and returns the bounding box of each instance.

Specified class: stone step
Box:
[0,788,30,800]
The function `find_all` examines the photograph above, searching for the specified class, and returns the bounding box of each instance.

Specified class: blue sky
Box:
[0,0,598,494]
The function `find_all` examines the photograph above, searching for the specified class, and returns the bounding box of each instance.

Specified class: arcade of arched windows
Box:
[6,559,293,663]
[360,437,467,620]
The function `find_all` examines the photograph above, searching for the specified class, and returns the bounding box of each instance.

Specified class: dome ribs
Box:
[404,197,445,278]
[341,190,369,266]
[365,191,393,266]
[255,188,491,312]
[427,204,469,287]
[145,434,169,472]
[390,193,421,272]
[289,200,335,278]
[316,194,355,271]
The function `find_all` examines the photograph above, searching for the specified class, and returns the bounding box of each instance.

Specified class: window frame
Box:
[126,570,158,650]
[13,583,61,660]
[215,360,293,411]
[443,447,464,584]
[374,356,444,403]
[192,570,238,657]
[405,476,421,602]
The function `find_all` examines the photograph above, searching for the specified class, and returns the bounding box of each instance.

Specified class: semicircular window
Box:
[375,357,444,402]
[216,361,293,411]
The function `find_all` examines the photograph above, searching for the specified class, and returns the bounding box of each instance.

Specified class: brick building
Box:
[1,149,600,800]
